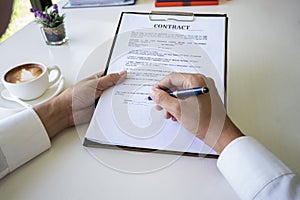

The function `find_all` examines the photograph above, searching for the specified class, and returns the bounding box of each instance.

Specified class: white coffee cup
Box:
[1,62,62,100]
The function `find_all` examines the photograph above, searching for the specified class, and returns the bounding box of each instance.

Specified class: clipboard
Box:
[84,11,228,158]
[104,11,227,101]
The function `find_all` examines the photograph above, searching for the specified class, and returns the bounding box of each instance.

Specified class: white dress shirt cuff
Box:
[0,108,51,178]
[217,136,292,200]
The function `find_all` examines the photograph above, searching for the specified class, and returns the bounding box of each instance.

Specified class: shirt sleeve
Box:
[0,108,51,179]
[217,136,300,200]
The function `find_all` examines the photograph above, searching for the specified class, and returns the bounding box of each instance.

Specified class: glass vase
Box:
[41,23,67,45]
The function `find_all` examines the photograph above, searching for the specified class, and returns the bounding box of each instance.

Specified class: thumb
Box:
[149,88,181,120]
[97,70,127,90]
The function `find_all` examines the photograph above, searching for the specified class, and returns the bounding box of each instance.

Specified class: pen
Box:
[148,87,209,100]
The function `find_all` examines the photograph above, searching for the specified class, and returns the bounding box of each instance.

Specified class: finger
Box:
[116,70,127,84]
[155,104,163,111]
[155,104,172,119]
[94,71,104,79]
[84,71,104,81]
[149,87,181,120]
[171,116,177,121]
[155,73,185,91]
[156,73,189,90]
[97,70,127,90]
[165,111,174,120]
[156,73,208,90]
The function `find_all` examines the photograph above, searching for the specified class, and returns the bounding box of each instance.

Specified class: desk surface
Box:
[0,0,299,199]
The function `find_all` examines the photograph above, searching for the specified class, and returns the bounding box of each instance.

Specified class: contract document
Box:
[84,12,228,157]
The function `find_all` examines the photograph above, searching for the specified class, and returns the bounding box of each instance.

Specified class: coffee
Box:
[2,63,62,100]
[5,64,43,84]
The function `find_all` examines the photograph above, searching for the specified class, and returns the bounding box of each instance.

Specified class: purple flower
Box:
[30,8,38,13]
[35,10,51,24]
[53,4,58,14]
[30,5,64,28]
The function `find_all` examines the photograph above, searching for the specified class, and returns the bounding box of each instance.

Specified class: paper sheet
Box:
[85,12,227,156]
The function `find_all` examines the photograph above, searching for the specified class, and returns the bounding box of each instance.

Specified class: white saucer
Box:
[0,76,65,111]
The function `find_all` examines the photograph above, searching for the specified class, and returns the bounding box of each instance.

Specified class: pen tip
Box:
[203,87,209,93]
[147,96,153,101]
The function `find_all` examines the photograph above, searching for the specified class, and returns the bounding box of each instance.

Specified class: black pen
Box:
[148,87,209,100]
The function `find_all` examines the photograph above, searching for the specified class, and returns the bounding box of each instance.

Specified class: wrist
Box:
[214,117,244,154]
[33,93,72,138]
[202,116,244,155]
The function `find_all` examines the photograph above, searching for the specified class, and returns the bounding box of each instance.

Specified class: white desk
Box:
[0,0,299,199]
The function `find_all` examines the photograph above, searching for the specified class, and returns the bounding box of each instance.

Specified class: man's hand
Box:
[149,73,243,154]
[34,71,127,138]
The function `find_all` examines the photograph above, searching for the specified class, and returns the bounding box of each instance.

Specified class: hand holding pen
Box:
[149,73,224,142]
[148,87,209,100]
[148,73,242,154]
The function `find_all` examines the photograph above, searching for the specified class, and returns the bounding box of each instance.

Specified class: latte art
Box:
[2,63,62,100]
[5,64,43,84]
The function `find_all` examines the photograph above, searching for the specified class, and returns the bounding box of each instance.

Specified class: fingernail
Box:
[116,70,127,84]
[119,70,127,77]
